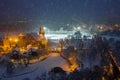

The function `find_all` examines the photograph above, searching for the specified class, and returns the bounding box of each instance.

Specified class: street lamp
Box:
[9,38,12,42]
[14,38,18,43]
[43,27,47,30]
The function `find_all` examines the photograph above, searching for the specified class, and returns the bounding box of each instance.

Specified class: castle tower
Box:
[39,27,47,48]
[3,33,10,51]
[18,32,24,48]
[18,32,24,40]
[39,27,45,40]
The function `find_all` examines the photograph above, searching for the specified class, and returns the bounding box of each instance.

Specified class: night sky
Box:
[0,0,120,31]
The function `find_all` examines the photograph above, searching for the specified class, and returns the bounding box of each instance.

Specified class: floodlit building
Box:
[39,27,47,49]
[3,34,11,51]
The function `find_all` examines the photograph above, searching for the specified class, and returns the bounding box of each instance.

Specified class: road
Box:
[4,53,70,80]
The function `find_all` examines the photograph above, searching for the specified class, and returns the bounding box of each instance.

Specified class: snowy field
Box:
[0,53,70,80]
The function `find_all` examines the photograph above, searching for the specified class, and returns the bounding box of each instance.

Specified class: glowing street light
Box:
[9,38,12,41]
[77,27,80,30]
[43,27,47,30]
[14,38,18,42]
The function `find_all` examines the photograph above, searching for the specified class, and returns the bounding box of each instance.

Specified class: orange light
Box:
[9,38,12,41]
[14,39,18,42]
[69,64,78,72]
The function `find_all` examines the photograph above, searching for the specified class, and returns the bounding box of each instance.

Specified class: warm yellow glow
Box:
[68,54,78,72]
[33,47,38,50]
[74,48,77,50]
[69,63,78,72]
[57,48,62,52]
[102,77,106,80]
[14,38,18,42]
[11,59,15,63]
[9,38,12,41]
[20,48,25,53]
[107,64,113,76]
[9,37,18,43]
[29,55,48,64]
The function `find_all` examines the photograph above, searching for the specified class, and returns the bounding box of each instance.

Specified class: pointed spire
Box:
[18,32,24,37]
[39,27,45,35]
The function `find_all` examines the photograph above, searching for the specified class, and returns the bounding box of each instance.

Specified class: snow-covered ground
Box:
[0,53,70,80]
